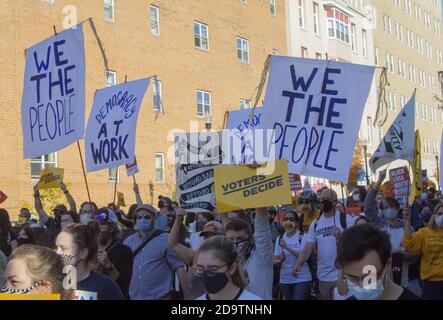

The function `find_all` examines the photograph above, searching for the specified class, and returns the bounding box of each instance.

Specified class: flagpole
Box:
[113,166,119,204]
[77,141,92,204]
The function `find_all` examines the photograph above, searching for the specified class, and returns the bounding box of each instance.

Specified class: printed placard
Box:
[389,166,411,208]
[37,167,64,190]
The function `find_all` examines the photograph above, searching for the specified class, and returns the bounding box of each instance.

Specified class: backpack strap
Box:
[133,230,165,258]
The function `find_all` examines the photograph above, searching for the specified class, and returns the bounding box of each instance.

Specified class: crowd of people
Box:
[0,170,442,300]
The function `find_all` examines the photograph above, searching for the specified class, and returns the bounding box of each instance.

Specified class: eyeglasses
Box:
[283,217,296,222]
[298,199,310,205]
[192,264,228,277]
[137,215,154,220]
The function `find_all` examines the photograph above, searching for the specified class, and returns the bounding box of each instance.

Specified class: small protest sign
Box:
[72,290,98,300]
[21,25,86,159]
[117,192,126,207]
[389,166,411,208]
[0,191,7,205]
[214,160,292,212]
[37,167,64,190]
[289,174,302,191]
[125,157,139,177]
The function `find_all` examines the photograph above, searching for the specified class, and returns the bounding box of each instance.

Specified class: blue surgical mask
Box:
[137,218,153,232]
[154,214,169,231]
[382,208,397,220]
[347,278,385,300]
[420,193,428,201]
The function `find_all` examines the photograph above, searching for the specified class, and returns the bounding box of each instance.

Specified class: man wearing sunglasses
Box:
[123,204,186,300]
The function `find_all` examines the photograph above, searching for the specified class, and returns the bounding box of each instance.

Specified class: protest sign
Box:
[261,56,375,182]
[85,78,150,172]
[289,173,302,191]
[117,192,126,207]
[125,156,139,177]
[370,91,416,172]
[21,25,86,159]
[214,160,292,212]
[409,130,423,204]
[0,191,7,205]
[389,166,411,208]
[72,290,97,300]
[37,167,64,190]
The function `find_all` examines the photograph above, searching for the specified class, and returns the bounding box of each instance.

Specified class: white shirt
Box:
[274,231,312,284]
[189,232,205,251]
[196,289,262,300]
[307,212,345,282]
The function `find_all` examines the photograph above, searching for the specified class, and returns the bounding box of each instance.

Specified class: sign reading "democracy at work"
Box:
[214,160,292,212]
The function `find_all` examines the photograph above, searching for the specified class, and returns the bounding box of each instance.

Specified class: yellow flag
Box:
[37,167,64,190]
[117,192,126,207]
[214,160,292,213]
[409,130,423,204]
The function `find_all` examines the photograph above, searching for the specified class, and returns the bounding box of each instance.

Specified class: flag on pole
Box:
[370,90,416,172]
[409,130,423,204]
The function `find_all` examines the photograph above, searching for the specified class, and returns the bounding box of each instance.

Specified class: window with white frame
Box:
[240,99,251,110]
[104,0,114,21]
[150,5,160,36]
[315,52,322,59]
[400,95,406,108]
[362,29,367,57]
[109,167,119,183]
[105,70,116,87]
[155,153,165,183]
[197,90,211,117]
[433,140,439,155]
[194,22,209,50]
[270,0,276,15]
[31,153,57,180]
[386,53,394,73]
[153,80,162,111]
[327,9,350,43]
[237,37,249,63]
[313,2,319,34]
[423,138,430,155]
[272,49,279,55]
[374,48,379,65]
[351,24,357,53]
[366,117,373,145]
[301,46,308,58]
[299,0,305,28]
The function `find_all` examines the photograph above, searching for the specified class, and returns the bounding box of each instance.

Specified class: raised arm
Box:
[133,183,143,206]
[33,184,49,225]
[168,208,194,266]
[60,182,77,213]
[254,207,273,264]
[364,169,386,228]
[402,206,424,255]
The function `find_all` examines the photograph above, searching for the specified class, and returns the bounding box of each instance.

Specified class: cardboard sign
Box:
[0,191,7,205]
[214,160,292,212]
[117,192,126,207]
[389,166,411,208]
[37,167,64,190]
[0,294,60,300]
[125,156,139,177]
[21,25,86,159]
[261,56,375,182]
[72,290,97,300]
[289,174,302,191]
[85,78,150,172]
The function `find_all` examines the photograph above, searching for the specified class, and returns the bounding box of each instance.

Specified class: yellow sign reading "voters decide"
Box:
[214,160,292,212]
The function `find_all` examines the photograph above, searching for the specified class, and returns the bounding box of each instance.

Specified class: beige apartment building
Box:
[373,0,443,185]
[0,0,286,216]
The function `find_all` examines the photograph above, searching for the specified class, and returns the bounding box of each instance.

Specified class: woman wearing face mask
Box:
[17,228,36,247]
[418,206,433,229]
[189,213,215,251]
[274,212,312,300]
[79,202,98,225]
[56,223,125,300]
[347,187,367,213]
[0,209,17,257]
[336,224,420,300]
[194,236,261,300]
[1,244,69,298]
[403,204,443,300]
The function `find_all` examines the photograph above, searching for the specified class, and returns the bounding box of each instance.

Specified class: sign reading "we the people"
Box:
[214,160,292,212]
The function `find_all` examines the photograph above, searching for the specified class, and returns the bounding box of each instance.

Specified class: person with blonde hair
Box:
[403,203,443,300]
[1,244,66,298]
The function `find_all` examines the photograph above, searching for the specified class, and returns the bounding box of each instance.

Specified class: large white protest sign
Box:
[261,56,375,182]
[175,133,219,213]
[21,26,86,159]
[85,78,150,172]
[370,91,416,172]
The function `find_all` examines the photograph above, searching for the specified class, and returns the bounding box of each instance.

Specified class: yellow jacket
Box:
[403,227,443,281]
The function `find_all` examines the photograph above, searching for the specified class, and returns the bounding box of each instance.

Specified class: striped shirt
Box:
[123,231,184,300]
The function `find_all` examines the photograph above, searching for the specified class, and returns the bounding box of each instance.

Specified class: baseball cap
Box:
[135,204,158,216]
[200,221,224,238]
[53,204,68,214]
[93,208,118,223]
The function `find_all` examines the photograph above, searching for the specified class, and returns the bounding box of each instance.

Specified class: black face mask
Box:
[321,200,334,213]
[99,230,113,246]
[196,221,206,232]
[157,201,164,209]
[196,271,230,294]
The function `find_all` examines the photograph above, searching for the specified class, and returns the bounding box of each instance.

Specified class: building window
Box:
[197,90,211,117]
[366,117,373,146]
[374,48,379,65]
[109,167,119,183]
[327,9,350,43]
[362,29,367,57]
[315,52,322,59]
[351,24,357,52]
[155,153,165,183]
[31,153,57,180]
[104,0,114,21]
[272,49,279,55]
[400,95,406,108]
[194,22,209,51]
[385,53,394,73]
[153,80,162,112]
[301,47,308,58]
[313,2,319,34]
[150,5,160,36]
[270,0,276,15]
[299,0,305,28]
[105,70,116,87]
[240,99,251,110]
[237,37,249,63]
